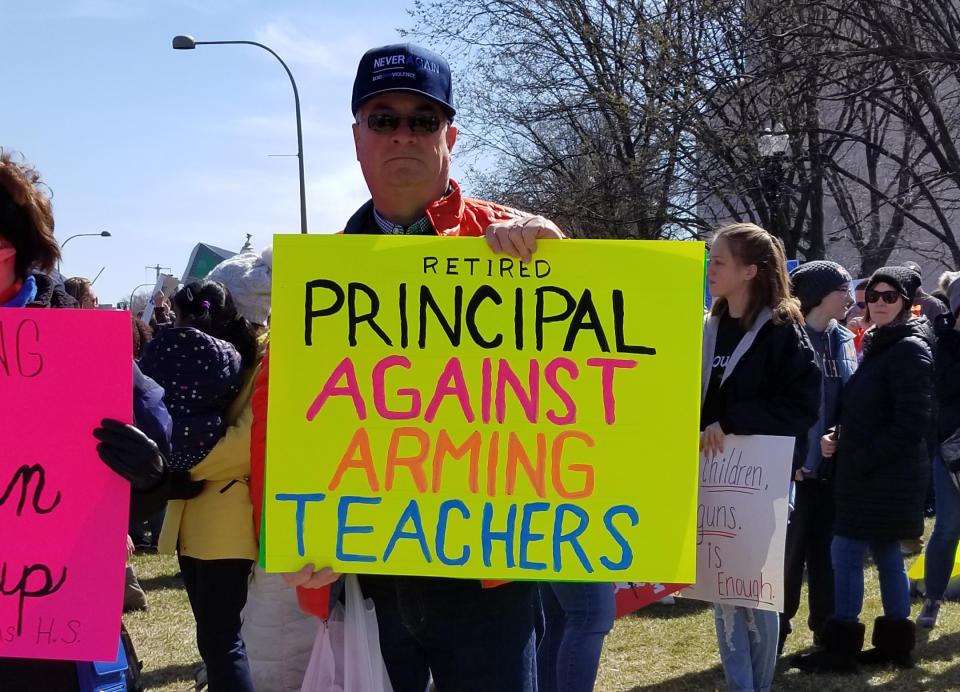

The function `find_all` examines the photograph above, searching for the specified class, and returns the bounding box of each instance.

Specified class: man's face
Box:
[852,287,866,317]
[353,92,457,202]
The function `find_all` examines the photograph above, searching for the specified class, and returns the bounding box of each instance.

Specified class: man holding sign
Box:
[266,43,565,691]
[259,43,704,692]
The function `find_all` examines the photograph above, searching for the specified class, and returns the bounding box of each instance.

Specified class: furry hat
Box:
[205,246,272,325]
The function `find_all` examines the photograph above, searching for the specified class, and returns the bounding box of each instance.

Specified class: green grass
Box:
[123,553,200,692]
[124,523,960,691]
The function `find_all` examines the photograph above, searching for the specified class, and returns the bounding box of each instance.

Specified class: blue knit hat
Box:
[352,43,455,118]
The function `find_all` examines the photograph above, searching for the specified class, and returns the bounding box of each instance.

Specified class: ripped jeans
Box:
[714,604,778,692]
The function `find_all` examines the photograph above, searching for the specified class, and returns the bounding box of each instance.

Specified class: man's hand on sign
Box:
[821,433,838,458]
[282,563,341,589]
[485,215,565,264]
[699,422,725,460]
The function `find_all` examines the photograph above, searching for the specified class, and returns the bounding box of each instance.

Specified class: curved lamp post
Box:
[172,34,307,234]
[58,230,111,271]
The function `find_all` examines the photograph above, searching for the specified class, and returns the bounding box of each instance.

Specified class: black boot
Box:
[858,616,915,668]
[791,618,865,674]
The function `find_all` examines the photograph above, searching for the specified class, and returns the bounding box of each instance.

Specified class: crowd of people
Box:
[0,39,957,692]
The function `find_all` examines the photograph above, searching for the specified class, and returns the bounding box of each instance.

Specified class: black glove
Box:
[93,418,166,491]
[169,471,205,500]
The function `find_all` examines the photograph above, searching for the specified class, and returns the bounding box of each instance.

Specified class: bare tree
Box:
[408,0,724,238]
[409,0,960,276]
[795,0,960,272]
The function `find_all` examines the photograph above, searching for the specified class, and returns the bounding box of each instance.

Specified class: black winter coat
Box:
[26,272,78,308]
[704,317,821,471]
[936,326,960,444]
[834,318,935,540]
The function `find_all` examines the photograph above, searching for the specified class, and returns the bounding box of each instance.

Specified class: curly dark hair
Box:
[173,279,260,367]
[0,149,60,277]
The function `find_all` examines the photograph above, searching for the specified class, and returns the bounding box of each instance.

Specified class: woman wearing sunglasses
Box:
[799,266,934,672]
[701,223,820,692]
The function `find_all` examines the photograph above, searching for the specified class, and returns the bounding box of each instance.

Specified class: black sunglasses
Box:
[856,301,866,310]
[865,289,902,305]
[366,112,443,134]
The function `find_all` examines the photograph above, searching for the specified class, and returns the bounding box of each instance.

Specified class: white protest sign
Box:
[682,434,794,612]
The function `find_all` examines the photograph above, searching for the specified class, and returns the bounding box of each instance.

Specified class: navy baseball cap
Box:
[352,43,455,119]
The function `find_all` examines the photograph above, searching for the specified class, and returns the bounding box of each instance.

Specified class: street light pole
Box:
[58,231,111,271]
[172,34,308,234]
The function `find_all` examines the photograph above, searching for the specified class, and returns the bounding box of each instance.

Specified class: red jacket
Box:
[251,181,523,617]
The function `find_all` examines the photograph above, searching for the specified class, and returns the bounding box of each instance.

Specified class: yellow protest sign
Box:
[909,551,960,582]
[264,235,703,582]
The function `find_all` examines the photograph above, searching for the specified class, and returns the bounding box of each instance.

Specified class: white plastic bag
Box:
[343,574,394,692]
[300,600,345,692]
[300,575,393,692]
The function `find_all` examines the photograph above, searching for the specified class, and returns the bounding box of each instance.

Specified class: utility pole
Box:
[147,264,172,281]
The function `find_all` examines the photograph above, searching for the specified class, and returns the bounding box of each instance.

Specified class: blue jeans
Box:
[832,536,910,621]
[714,605,778,692]
[537,582,616,692]
[924,458,960,599]
[359,576,540,692]
[178,556,254,692]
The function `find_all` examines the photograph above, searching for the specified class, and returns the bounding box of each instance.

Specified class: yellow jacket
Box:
[158,361,261,560]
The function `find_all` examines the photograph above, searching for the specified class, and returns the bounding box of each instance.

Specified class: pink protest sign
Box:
[0,308,131,661]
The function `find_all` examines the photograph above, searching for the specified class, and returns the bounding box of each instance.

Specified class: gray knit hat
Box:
[205,247,272,325]
[790,261,852,314]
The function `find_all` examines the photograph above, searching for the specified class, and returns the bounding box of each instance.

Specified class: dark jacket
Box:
[801,322,859,479]
[139,326,242,471]
[833,317,935,540]
[936,325,960,443]
[701,307,822,472]
[28,272,78,308]
[133,362,172,458]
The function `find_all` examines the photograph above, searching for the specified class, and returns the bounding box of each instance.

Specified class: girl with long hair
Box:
[700,224,820,691]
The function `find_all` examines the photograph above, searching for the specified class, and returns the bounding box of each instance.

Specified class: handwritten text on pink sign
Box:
[0,308,131,661]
